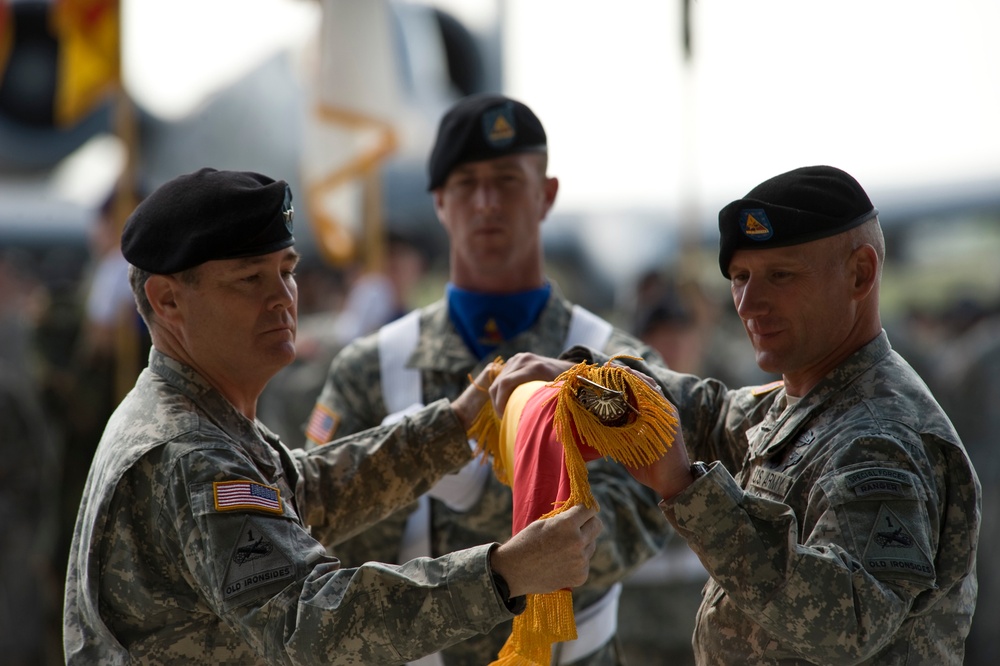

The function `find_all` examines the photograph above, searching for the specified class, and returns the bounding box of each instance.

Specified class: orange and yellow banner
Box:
[0,1,13,87]
[49,0,120,127]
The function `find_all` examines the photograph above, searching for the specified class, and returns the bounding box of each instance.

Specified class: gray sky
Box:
[124,0,1000,219]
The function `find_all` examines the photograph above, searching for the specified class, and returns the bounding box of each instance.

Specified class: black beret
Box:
[121,168,295,274]
[427,93,547,190]
[717,165,878,278]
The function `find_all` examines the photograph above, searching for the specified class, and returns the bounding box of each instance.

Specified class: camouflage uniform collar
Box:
[408,282,570,375]
[148,348,215,397]
[749,331,891,461]
[411,299,480,372]
[804,330,891,404]
[147,348,272,447]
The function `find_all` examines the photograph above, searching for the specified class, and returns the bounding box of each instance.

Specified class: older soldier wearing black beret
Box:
[503,165,979,664]
[62,168,604,664]
[305,94,673,665]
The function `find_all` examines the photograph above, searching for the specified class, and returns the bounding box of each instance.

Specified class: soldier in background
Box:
[933,302,1000,666]
[0,251,62,665]
[304,94,672,665]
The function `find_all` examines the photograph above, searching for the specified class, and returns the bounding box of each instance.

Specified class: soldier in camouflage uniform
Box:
[304,95,671,665]
[62,168,603,664]
[933,311,1000,665]
[532,166,980,665]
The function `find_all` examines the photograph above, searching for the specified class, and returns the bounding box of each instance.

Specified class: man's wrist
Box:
[662,461,709,501]
[488,545,527,614]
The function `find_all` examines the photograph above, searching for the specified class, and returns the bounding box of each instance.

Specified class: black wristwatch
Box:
[690,461,710,480]
[491,569,527,614]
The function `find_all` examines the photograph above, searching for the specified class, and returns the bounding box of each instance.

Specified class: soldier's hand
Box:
[451,361,502,431]
[625,418,694,500]
[489,352,574,415]
[490,505,602,598]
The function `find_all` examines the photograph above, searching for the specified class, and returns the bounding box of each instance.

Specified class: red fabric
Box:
[510,384,601,534]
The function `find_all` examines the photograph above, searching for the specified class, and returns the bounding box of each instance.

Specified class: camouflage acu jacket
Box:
[307,289,672,665]
[63,349,514,664]
[579,331,981,665]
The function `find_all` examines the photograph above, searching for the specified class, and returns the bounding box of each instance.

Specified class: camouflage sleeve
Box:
[158,445,510,663]
[293,398,474,539]
[305,335,384,447]
[662,437,941,663]
[561,344,746,470]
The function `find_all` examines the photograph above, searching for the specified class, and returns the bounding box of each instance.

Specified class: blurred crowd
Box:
[1,207,997,665]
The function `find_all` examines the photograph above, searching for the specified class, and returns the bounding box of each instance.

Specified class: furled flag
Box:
[49,0,120,127]
[305,0,404,267]
[468,358,679,665]
[0,1,12,88]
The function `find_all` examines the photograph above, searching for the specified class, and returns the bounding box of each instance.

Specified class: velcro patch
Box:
[222,516,294,600]
[214,480,283,514]
[845,468,911,498]
[306,403,339,445]
[749,466,792,499]
[862,504,934,579]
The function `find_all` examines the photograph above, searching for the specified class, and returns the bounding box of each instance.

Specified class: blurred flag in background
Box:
[50,0,120,127]
[0,2,13,87]
[305,0,403,267]
[0,0,119,132]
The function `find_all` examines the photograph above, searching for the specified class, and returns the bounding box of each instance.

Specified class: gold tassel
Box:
[551,357,679,471]
[468,357,509,484]
[466,356,679,666]
[492,590,576,665]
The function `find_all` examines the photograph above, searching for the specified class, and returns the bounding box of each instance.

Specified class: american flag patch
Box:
[213,481,283,514]
[306,403,339,445]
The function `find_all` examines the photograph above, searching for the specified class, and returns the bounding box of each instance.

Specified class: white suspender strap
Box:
[379,312,445,666]
[378,310,423,415]
[564,304,614,352]
[552,582,622,663]
[391,304,617,666]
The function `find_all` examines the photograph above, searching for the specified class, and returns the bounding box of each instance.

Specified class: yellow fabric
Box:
[469,357,679,665]
[0,2,13,89]
[498,380,547,482]
[50,0,120,127]
[494,379,573,665]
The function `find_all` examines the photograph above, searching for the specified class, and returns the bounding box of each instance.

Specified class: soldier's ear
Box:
[849,244,878,300]
[540,175,559,220]
[145,275,182,323]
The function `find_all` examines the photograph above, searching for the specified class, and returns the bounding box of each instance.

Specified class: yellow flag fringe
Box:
[492,589,576,666]
[467,356,679,665]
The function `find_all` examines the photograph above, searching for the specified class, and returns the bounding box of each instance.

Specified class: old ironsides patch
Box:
[862,504,934,579]
[222,516,294,600]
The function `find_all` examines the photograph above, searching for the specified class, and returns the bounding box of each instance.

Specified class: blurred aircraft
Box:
[3,0,1000,318]
[0,1,495,281]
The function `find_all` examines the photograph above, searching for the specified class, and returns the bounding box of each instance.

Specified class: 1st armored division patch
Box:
[862,504,934,579]
[221,516,294,600]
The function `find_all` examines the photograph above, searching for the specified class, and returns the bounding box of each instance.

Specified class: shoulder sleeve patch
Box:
[213,480,283,514]
[845,467,913,498]
[306,403,340,445]
[862,504,935,579]
[222,516,295,601]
